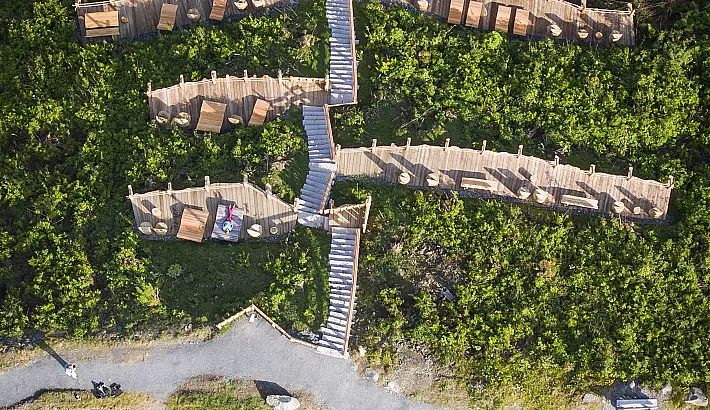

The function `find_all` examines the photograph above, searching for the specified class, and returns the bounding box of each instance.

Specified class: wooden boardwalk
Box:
[334,141,672,220]
[420,0,635,46]
[127,178,297,240]
[148,71,330,130]
[76,0,287,43]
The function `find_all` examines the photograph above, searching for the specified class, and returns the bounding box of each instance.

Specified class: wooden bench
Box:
[84,11,120,38]
[177,208,209,242]
[461,177,496,191]
[561,194,599,209]
[465,0,484,28]
[248,99,270,126]
[447,0,465,24]
[157,3,178,31]
[513,9,530,36]
[209,0,227,21]
[494,5,512,33]
[196,100,227,133]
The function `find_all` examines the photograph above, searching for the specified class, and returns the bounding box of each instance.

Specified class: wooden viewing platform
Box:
[334,140,672,220]
[417,0,635,46]
[75,0,286,43]
[127,176,297,240]
[148,70,330,131]
[325,196,371,232]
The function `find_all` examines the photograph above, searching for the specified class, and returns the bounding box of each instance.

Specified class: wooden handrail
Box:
[342,229,360,356]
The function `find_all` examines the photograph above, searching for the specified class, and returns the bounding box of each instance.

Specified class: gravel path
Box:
[0,318,440,409]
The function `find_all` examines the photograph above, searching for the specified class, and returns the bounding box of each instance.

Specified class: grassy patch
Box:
[168,377,269,410]
[145,241,280,324]
[10,390,159,410]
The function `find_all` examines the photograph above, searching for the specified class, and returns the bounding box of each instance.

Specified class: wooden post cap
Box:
[533,188,548,203]
[517,186,531,199]
[426,173,439,187]
[398,172,411,185]
[612,201,625,214]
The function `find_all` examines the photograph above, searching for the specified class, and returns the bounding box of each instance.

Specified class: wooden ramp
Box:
[334,142,672,220]
[148,71,329,132]
[127,178,297,240]
[420,0,635,45]
[76,0,289,43]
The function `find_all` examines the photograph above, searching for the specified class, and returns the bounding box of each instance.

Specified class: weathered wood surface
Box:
[326,196,371,232]
[148,72,330,130]
[76,0,287,43]
[128,181,297,240]
[335,144,672,220]
[420,0,635,46]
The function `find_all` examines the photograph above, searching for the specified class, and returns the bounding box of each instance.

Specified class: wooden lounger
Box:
[494,5,512,33]
[465,1,484,28]
[196,100,227,133]
[248,99,270,126]
[461,177,496,191]
[157,3,179,31]
[447,0,465,24]
[209,0,227,21]
[513,9,530,36]
[177,208,210,242]
[84,11,120,38]
[560,194,599,209]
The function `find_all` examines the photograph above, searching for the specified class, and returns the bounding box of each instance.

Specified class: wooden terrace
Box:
[418,0,635,46]
[335,140,672,220]
[127,177,297,241]
[148,71,330,132]
[76,0,285,43]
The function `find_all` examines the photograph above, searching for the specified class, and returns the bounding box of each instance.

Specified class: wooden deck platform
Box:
[326,196,371,232]
[334,142,672,220]
[76,0,286,43]
[419,0,635,46]
[148,71,330,131]
[127,178,297,240]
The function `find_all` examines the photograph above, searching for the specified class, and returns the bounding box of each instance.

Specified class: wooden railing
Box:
[342,229,360,357]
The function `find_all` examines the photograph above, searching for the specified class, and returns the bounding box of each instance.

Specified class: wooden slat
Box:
[196,100,227,133]
[513,9,530,35]
[84,11,119,29]
[447,0,465,24]
[85,26,120,38]
[494,4,512,32]
[248,99,270,126]
[209,0,227,21]
[465,0,484,27]
[157,3,178,31]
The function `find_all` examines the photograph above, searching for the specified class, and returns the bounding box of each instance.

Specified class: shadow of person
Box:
[32,334,68,369]
[254,380,290,399]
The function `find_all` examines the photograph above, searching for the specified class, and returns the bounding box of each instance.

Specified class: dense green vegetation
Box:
[332,0,710,400]
[0,0,327,337]
[1,0,709,405]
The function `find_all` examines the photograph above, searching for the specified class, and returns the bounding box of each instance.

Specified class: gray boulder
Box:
[266,395,301,410]
[685,387,708,407]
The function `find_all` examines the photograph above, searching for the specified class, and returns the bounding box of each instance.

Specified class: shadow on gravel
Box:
[255,380,291,399]
[6,388,81,408]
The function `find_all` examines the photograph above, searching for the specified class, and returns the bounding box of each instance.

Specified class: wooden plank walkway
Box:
[76,0,287,43]
[420,0,635,46]
[127,178,297,240]
[148,71,330,130]
[326,197,371,232]
[334,142,672,220]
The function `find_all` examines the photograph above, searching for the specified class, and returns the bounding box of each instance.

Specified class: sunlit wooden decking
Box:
[419,0,635,46]
[127,178,297,240]
[76,0,287,43]
[147,71,330,131]
[335,142,672,220]
[326,196,371,232]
